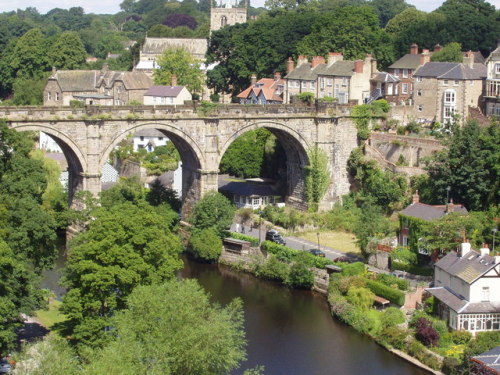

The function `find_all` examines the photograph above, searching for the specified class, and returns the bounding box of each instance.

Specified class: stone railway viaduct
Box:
[2,104,358,213]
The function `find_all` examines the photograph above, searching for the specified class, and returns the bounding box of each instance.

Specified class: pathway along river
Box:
[181,258,428,375]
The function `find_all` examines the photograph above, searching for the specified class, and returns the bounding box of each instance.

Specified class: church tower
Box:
[210,0,247,33]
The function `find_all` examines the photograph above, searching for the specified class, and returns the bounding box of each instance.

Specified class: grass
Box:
[296,230,360,254]
[35,299,66,330]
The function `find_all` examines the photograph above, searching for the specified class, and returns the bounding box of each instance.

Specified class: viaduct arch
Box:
[4,105,359,213]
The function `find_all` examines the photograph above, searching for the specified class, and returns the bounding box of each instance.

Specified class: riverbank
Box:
[219,248,440,375]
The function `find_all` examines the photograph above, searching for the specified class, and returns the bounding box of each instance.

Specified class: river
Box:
[180,258,429,375]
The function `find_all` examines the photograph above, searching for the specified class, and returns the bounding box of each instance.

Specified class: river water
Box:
[180,259,428,375]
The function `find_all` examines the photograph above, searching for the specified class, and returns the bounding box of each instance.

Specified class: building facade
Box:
[484,41,500,118]
[237,73,284,104]
[210,0,247,33]
[143,85,192,105]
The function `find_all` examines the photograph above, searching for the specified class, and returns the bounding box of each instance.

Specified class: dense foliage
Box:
[188,227,223,262]
[189,191,235,236]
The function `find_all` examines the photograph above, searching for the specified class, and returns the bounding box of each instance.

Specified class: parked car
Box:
[265,229,286,245]
[0,359,11,374]
[308,249,325,257]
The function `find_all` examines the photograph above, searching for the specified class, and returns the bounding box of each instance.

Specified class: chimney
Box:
[297,55,308,67]
[464,50,474,68]
[412,190,420,204]
[479,244,490,257]
[446,199,454,213]
[311,56,325,68]
[354,60,364,73]
[460,241,471,257]
[274,72,281,81]
[171,74,177,86]
[410,43,418,55]
[287,57,294,74]
[251,74,257,85]
[433,44,443,53]
[327,52,343,66]
[420,50,431,66]
[371,59,378,76]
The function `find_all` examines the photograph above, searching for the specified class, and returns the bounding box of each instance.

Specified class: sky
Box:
[0,0,498,14]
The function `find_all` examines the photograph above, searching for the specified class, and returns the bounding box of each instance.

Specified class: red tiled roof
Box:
[237,77,284,102]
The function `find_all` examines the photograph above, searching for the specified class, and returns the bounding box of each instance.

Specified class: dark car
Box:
[265,229,286,245]
[308,248,325,257]
[0,359,11,374]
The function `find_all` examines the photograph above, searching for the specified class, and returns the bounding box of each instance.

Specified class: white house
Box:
[427,242,500,335]
[143,85,192,105]
[133,129,169,152]
[218,176,284,209]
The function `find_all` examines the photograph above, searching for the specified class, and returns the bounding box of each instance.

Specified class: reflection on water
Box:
[181,259,429,375]
[40,245,67,299]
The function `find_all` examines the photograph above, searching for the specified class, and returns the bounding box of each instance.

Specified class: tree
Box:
[188,227,223,262]
[304,146,331,212]
[11,76,46,105]
[81,280,247,375]
[153,47,204,93]
[48,31,87,69]
[353,200,391,256]
[286,262,314,289]
[368,0,413,27]
[9,28,49,80]
[431,42,463,62]
[60,202,183,349]
[164,13,198,29]
[189,191,235,235]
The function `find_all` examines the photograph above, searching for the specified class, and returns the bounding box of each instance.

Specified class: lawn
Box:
[297,230,360,254]
[35,299,66,329]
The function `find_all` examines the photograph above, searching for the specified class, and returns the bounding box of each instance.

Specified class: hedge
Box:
[391,261,433,276]
[227,232,259,247]
[365,279,405,305]
[376,273,409,291]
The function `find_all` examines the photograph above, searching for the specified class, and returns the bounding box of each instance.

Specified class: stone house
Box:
[284,52,376,104]
[143,85,192,105]
[44,65,153,106]
[369,71,400,104]
[210,0,247,33]
[484,41,500,118]
[132,129,169,152]
[236,73,284,104]
[427,241,500,335]
[412,55,487,124]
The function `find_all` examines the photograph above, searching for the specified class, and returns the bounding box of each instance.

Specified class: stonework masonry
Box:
[3,104,358,214]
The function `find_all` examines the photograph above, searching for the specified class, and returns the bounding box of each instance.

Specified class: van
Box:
[265,229,286,245]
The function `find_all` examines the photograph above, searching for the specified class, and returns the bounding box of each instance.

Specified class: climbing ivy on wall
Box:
[304,146,331,212]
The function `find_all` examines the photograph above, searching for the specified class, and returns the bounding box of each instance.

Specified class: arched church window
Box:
[221,16,227,27]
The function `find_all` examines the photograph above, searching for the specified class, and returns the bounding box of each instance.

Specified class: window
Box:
[320,78,325,89]
[301,81,306,89]
[327,78,333,87]
[342,77,348,87]
[402,69,408,78]
[482,287,490,302]
[310,81,315,89]
[418,105,423,112]
[444,106,455,120]
[252,198,260,206]
[402,236,408,246]
[416,76,422,82]
[47,92,51,101]
[140,136,144,141]
[496,64,500,74]
[387,83,393,95]
[55,92,59,101]
[158,137,163,141]
[394,68,400,77]
[417,89,422,96]
[443,80,449,86]
[454,80,459,86]
[220,16,227,27]
[444,90,456,103]
[402,83,408,94]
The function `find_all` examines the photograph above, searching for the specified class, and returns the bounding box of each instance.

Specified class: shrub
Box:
[70,100,84,108]
[255,255,289,282]
[448,330,472,345]
[375,273,409,291]
[329,293,357,325]
[378,326,408,350]
[261,241,338,269]
[396,125,406,135]
[286,262,314,289]
[381,307,405,329]
[226,232,259,247]
[346,287,375,310]
[338,275,366,295]
[415,318,440,347]
[365,280,405,305]
[340,262,365,276]
[297,92,314,105]
[391,262,433,276]
[351,309,382,336]
[188,228,222,262]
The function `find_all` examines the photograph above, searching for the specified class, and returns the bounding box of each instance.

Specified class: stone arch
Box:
[219,121,311,208]
[10,124,86,204]
[101,122,206,212]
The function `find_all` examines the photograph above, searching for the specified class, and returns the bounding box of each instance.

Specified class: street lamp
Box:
[317,232,320,250]
[493,228,498,253]
[445,186,451,204]
[258,210,263,244]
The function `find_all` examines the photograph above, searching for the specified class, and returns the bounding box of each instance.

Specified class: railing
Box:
[365,88,382,104]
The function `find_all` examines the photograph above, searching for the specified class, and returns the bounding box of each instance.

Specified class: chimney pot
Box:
[412,190,420,204]
[460,241,471,257]
[354,60,363,73]
[287,57,294,74]
[434,44,443,52]
[274,72,281,81]
[480,244,490,256]
[251,74,257,85]
[410,43,418,55]
[171,74,177,86]
[311,56,325,68]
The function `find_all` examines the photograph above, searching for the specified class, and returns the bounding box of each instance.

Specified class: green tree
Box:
[60,202,183,349]
[430,42,463,62]
[9,28,49,80]
[286,262,314,289]
[189,191,235,235]
[368,0,413,27]
[11,76,46,105]
[353,200,391,256]
[304,146,331,212]
[82,280,247,375]
[153,47,204,93]
[48,31,87,69]
[188,227,223,262]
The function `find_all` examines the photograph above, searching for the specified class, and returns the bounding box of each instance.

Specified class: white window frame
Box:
[416,76,422,82]
[402,83,408,94]
[327,78,333,87]
[443,80,449,86]
[55,92,59,101]
[402,69,408,78]
[394,68,400,77]
[444,89,456,104]
[301,81,306,89]
[341,77,348,87]
[496,64,500,74]
[47,92,51,101]
[310,81,315,89]
[453,80,459,86]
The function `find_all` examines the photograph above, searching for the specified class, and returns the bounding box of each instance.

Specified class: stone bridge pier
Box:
[4,105,359,214]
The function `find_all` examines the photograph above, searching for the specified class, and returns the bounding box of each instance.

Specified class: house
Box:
[143,85,192,105]
[484,40,500,118]
[398,192,468,254]
[284,52,376,104]
[369,71,400,103]
[387,43,431,104]
[427,242,500,335]
[133,129,169,152]
[237,73,284,104]
[218,176,283,209]
[413,55,487,124]
[44,65,153,106]
[471,346,500,374]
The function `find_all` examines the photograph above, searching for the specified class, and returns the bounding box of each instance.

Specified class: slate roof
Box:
[134,129,166,138]
[486,43,500,63]
[371,72,400,83]
[219,179,279,197]
[472,346,500,374]
[52,70,97,92]
[427,287,468,312]
[414,62,487,80]
[399,202,468,221]
[237,78,284,102]
[285,62,321,80]
[389,54,423,70]
[145,86,184,97]
[319,60,355,77]
[435,249,499,284]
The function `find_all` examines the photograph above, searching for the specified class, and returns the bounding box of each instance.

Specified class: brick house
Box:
[284,53,375,104]
[484,40,500,118]
[427,242,500,335]
[236,73,284,104]
[413,55,486,124]
[44,65,153,106]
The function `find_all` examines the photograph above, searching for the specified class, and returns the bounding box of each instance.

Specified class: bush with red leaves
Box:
[414,317,439,347]
[163,14,197,30]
